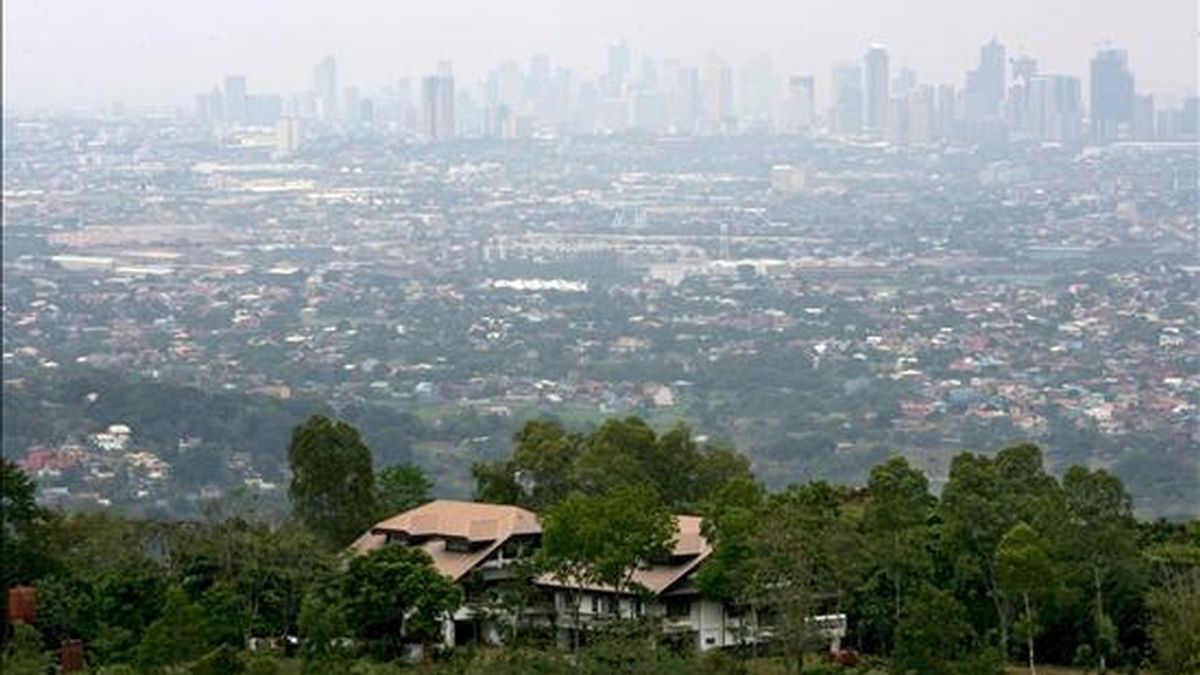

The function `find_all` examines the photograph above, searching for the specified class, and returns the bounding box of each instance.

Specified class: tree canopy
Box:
[287,415,379,548]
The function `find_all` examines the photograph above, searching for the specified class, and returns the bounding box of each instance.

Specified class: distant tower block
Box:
[719,223,731,260]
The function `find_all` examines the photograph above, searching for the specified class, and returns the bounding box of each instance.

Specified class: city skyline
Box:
[3,0,1195,111]
[175,36,1184,146]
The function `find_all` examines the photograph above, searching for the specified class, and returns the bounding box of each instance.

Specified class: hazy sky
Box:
[3,0,1196,110]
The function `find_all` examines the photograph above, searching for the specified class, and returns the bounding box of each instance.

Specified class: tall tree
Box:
[574,417,660,496]
[940,445,1063,658]
[539,485,675,649]
[542,485,676,596]
[472,419,582,509]
[1,459,55,593]
[862,456,935,650]
[375,464,433,517]
[749,482,848,673]
[696,476,765,617]
[997,523,1054,675]
[341,545,461,660]
[136,585,213,670]
[287,416,378,548]
[1148,569,1200,675]
[1062,466,1141,673]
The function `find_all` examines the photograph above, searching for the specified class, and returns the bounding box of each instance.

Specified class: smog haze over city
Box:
[3,0,1196,109]
[2,2,1200,670]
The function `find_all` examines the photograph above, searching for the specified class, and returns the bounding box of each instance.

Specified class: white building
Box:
[353,500,847,653]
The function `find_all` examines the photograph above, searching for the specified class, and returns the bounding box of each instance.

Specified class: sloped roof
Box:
[534,515,713,596]
[372,499,541,542]
[350,500,540,582]
[350,501,711,594]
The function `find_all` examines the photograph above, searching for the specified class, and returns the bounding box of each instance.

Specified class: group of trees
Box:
[3,414,1199,674]
[688,445,1200,674]
[471,419,1200,674]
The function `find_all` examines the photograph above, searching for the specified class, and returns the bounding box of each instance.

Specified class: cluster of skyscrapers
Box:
[193,40,1196,150]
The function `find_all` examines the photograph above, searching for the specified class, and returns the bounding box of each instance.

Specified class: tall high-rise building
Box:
[904,85,936,144]
[1090,47,1135,142]
[206,86,225,122]
[605,40,631,96]
[893,67,918,99]
[672,66,702,135]
[1027,75,1083,142]
[784,75,816,134]
[703,54,735,134]
[1007,56,1038,137]
[863,45,890,135]
[224,75,247,123]
[739,54,779,131]
[343,87,361,128]
[831,63,863,135]
[422,61,456,141]
[965,38,1006,120]
[313,55,339,122]
[935,84,957,139]
[608,41,631,81]
[1133,95,1155,140]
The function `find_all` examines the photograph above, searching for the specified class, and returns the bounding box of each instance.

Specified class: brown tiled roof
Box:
[351,502,711,594]
[535,515,712,596]
[350,500,540,582]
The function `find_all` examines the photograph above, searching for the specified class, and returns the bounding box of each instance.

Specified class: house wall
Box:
[551,591,751,651]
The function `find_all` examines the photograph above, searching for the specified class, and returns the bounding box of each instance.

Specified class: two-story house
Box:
[352,500,845,652]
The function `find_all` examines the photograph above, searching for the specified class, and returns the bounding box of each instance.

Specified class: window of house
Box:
[665,598,691,618]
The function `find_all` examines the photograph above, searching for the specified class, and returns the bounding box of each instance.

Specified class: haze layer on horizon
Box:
[3,0,1196,111]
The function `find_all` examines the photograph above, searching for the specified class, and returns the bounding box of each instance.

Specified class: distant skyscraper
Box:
[224,75,247,123]
[1133,95,1155,141]
[1090,47,1135,142]
[1027,75,1083,141]
[935,84,957,139]
[1007,56,1038,137]
[246,94,283,125]
[739,54,779,131]
[313,55,339,122]
[672,66,702,134]
[605,40,631,96]
[863,45,890,135]
[965,38,1006,120]
[206,86,225,122]
[703,54,735,134]
[784,75,816,133]
[893,67,918,99]
[422,61,456,141]
[831,63,863,135]
[343,87,361,128]
[905,85,937,144]
[608,41,631,82]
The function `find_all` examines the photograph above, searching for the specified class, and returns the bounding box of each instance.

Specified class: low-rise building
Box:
[352,499,847,652]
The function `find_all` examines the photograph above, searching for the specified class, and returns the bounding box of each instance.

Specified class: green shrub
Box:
[0,624,49,675]
[97,666,141,675]
[190,645,245,675]
[244,654,282,675]
[696,650,750,675]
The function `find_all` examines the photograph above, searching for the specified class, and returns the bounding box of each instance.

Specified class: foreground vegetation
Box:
[2,415,1198,674]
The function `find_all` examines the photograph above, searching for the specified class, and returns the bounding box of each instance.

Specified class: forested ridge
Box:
[2,415,1198,675]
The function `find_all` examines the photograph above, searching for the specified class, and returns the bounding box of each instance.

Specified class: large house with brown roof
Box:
[353,499,846,652]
